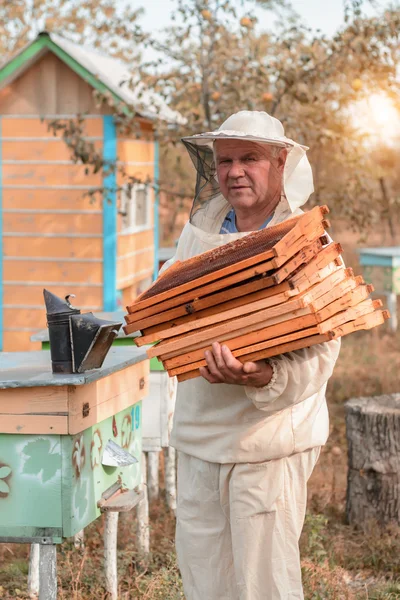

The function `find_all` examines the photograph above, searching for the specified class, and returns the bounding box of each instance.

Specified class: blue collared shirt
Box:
[219,208,274,234]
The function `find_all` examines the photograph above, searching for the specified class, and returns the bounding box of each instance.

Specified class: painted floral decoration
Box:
[121,415,132,449]
[73,478,89,522]
[72,436,86,478]
[0,465,11,497]
[90,430,102,469]
[112,415,118,437]
[21,438,60,483]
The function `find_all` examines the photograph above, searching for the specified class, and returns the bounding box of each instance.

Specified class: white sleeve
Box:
[244,338,341,413]
[244,245,344,412]
[158,222,192,275]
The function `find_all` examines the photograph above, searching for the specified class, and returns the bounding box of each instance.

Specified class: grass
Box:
[2,220,400,598]
[1,326,400,599]
[298,324,400,600]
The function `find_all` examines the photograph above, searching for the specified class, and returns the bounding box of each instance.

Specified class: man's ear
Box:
[212,144,219,181]
[277,148,288,172]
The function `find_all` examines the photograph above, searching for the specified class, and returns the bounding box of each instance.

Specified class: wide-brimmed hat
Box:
[182,110,307,151]
[182,110,314,216]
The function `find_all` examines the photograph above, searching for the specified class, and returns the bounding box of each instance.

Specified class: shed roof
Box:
[0,31,183,124]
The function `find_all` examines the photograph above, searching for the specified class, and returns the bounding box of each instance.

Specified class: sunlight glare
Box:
[352,93,400,145]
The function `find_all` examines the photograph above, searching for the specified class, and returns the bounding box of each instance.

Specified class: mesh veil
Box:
[182,140,220,223]
[183,138,289,230]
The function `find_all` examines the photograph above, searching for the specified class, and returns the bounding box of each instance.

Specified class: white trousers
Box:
[176,447,320,600]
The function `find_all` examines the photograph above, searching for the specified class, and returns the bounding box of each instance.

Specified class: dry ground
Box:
[1,224,400,599]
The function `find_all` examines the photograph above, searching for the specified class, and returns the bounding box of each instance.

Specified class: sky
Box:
[133,0,387,68]
[138,0,383,40]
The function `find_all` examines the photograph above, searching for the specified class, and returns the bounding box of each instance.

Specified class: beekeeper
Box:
[162,111,341,600]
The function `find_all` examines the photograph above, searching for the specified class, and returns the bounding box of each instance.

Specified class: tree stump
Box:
[345,394,400,527]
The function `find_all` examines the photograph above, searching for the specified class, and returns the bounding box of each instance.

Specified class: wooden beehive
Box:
[0,347,149,542]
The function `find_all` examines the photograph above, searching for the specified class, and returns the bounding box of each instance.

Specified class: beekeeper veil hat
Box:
[182,110,314,229]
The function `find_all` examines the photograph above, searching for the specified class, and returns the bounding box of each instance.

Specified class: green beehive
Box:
[0,347,148,544]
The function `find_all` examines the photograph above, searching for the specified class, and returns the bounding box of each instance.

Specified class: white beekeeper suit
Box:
[162,111,341,600]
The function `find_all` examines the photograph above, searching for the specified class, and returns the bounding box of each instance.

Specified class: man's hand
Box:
[199,342,273,387]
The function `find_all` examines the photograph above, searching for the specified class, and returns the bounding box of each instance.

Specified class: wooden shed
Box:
[0,32,179,352]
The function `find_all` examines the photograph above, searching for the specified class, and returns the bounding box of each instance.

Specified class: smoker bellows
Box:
[44,289,122,374]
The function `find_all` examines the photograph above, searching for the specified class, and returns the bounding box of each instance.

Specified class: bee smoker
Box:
[43,289,122,374]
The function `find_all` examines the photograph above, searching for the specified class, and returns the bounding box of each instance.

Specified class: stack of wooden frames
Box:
[124,206,389,381]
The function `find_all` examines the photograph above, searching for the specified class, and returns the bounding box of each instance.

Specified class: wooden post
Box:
[28,543,40,598]
[74,529,85,550]
[345,394,400,527]
[104,512,119,600]
[386,292,398,332]
[39,544,57,600]
[136,452,150,555]
[165,446,177,514]
[147,451,160,502]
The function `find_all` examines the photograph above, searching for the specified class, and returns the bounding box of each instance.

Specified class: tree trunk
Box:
[345,394,400,527]
[378,176,396,242]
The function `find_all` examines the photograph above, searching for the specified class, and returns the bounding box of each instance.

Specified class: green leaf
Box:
[22,439,60,483]
[0,480,9,494]
[0,466,11,478]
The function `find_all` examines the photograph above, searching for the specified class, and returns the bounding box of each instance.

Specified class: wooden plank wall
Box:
[0,53,107,116]
[1,116,104,351]
[1,119,156,350]
[0,52,156,350]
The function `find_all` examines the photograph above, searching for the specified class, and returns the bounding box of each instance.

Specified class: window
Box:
[120,183,151,233]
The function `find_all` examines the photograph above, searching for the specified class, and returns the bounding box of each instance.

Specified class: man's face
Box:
[214,139,286,213]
